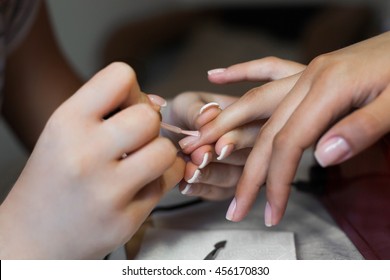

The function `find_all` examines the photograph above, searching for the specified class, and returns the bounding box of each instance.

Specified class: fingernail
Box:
[181,184,193,195]
[314,136,352,167]
[226,197,236,221]
[198,152,211,169]
[217,144,234,161]
[199,102,221,115]
[187,169,201,184]
[208,68,226,75]
[264,201,273,227]
[147,94,167,107]
[178,136,199,150]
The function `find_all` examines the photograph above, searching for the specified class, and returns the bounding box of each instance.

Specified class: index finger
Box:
[180,73,302,153]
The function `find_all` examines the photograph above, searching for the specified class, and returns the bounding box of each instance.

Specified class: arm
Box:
[2,1,82,150]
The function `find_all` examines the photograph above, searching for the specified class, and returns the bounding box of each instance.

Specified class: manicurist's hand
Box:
[0,62,184,259]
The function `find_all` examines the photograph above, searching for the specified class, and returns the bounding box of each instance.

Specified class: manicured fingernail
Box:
[181,184,193,195]
[147,94,167,107]
[264,201,273,227]
[208,68,226,75]
[178,136,200,150]
[198,152,211,169]
[217,144,234,161]
[314,136,352,167]
[226,197,236,221]
[199,102,221,115]
[187,169,201,184]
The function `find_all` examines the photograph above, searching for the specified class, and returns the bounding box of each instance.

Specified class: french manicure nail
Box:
[199,102,221,115]
[198,152,210,169]
[181,184,193,195]
[314,136,352,167]
[178,136,200,150]
[187,169,201,184]
[217,144,234,161]
[147,94,167,107]
[208,68,226,75]
[264,201,273,227]
[226,197,236,221]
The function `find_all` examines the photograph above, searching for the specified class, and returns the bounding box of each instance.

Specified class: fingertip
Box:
[314,136,352,167]
[207,68,226,76]
[216,144,235,161]
[207,68,228,84]
[147,94,167,107]
[264,201,273,227]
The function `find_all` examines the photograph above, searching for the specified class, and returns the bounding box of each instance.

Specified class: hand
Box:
[179,57,305,222]
[163,91,257,200]
[184,32,390,226]
[0,63,185,259]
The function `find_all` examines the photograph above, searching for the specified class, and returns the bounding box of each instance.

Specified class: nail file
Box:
[160,122,200,137]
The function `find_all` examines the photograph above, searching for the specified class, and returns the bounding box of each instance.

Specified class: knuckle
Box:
[110,61,136,78]
[136,103,160,124]
[262,56,280,67]
[273,129,291,151]
[157,138,177,163]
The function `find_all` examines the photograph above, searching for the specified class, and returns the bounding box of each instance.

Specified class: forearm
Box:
[1,2,82,151]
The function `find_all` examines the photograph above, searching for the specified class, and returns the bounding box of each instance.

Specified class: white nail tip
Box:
[199,102,220,115]
[187,169,201,184]
[217,145,229,161]
[181,184,192,195]
[207,68,226,75]
[198,153,209,169]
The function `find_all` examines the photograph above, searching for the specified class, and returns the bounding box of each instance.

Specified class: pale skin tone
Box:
[0,1,247,259]
[0,62,186,259]
[181,31,390,226]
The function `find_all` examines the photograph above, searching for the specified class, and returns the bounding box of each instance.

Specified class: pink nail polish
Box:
[147,94,167,107]
[226,198,236,221]
[178,136,200,150]
[264,201,273,227]
[314,136,352,167]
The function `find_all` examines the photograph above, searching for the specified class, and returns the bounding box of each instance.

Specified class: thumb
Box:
[314,88,390,167]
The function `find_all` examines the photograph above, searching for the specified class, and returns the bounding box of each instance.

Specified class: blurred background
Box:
[1,0,389,201]
[46,0,388,98]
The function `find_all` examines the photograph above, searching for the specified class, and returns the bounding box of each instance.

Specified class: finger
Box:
[69,62,148,119]
[168,91,236,130]
[117,137,178,198]
[102,103,160,158]
[214,121,264,160]
[190,145,251,168]
[180,73,302,153]
[227,71,312,222]
[130,155,185,207]
[183,161,242,188]
[265,72,361,226]
[179,181,235,201]
[208,56,305,84]
[315,86,390,167]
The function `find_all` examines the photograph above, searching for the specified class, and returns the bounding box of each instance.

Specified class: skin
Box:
[165,92,263,201]
[0,62,185,259]
[181,32,390,226]
[0,1,250,258]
